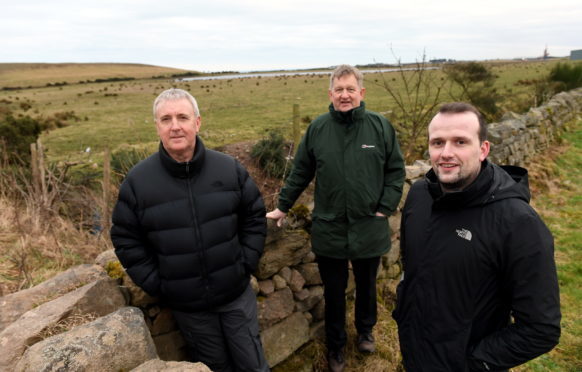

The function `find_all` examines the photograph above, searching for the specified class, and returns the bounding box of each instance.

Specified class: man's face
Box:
[155,98,201,162]
[428,111,490,192]
[328,74,365,112]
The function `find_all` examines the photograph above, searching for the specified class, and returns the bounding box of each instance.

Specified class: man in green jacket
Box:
[267,64,405,372]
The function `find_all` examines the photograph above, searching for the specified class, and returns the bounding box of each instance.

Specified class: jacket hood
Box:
[329,101,366,125]
[426,159,531,209]
[159,136,206,179]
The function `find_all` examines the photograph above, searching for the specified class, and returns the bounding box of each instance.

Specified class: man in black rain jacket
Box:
[111,88,269,372]
[394,102,560,371]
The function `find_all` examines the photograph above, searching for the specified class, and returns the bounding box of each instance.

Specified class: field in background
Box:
[0,63,186,88]
[0,59,562,165]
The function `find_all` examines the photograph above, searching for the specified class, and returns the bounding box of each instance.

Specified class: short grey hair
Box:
[329,64,364,90]
[153,88,200,119]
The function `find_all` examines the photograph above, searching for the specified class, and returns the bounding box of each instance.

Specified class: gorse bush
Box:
[549,62,582,91]
[251,130,290,179]
[0,114,41,164]
[110,145,151,181]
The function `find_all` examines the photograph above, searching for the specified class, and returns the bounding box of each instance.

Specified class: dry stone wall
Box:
[487,89,582,165]
[0,89,580,371]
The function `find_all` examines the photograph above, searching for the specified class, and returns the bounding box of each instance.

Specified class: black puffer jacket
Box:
[111,138,266,311]
[394,160,560,371]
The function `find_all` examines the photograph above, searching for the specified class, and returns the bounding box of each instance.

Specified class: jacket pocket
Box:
[312,212,343,222]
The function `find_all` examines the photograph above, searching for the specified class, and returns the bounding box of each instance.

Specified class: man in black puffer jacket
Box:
[111,88,269,372]
[394,102,560,371]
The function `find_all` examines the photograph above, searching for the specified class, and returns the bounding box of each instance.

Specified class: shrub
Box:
[0,114,41,163]
[548,62,582,91]
[251,130,291,179]
[444,62,501,122]
[110,145,152,181]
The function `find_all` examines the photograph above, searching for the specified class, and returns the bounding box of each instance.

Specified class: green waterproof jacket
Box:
[278,102,405,259]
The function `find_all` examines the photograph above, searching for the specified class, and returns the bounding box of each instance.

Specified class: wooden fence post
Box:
[30,142,40,195]
[293,104,300,155]
[36,139,47,208]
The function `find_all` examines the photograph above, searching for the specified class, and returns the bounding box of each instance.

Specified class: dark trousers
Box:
[316,255,381,352]
[172,284,270,372]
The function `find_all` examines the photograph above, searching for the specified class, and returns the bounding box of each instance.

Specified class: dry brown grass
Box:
[36,312,100,341]
[0,148,112,296]
[0,192,111,296]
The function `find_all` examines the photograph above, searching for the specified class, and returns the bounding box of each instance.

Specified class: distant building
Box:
[571,50,582,60]
[429,59,456,64]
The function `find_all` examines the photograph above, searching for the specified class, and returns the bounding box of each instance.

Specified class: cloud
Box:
[0,0,580,70]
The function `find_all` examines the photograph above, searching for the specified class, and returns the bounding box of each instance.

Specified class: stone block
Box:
[311,299,325,321]
[261,312,310,367]
[293,288,310,302]
[250,275,260,294]
[132,359,211,372]
[149,307,177,336]
[302,251,316,263]
[295,286,324,312]
[259,279,275,296]
[0,264,107,332]
[278,267,292,283]
[153,330,188,362]
[289,269,306,292]
[272,275,287,290]
[14,307,153,372]
[257,231,310,280]
[258,288,295,329]
[296,263,322,286]
[0,278,126,371]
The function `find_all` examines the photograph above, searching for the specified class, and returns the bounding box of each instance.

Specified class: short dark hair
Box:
[438,102,487,142]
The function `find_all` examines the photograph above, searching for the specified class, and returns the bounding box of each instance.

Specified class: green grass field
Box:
[0,60,563,164]
[518,120,582,371]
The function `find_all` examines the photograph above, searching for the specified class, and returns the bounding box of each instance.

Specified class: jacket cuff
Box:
[377,205,394,216]
[277,203,291,214]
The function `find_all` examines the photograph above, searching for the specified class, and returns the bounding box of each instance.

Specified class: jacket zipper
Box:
[185,164,210,295]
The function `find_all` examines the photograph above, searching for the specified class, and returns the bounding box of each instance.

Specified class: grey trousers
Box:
[172,284,270,372]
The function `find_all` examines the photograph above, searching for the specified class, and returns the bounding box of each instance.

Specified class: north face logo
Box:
[361,144,375,149]
[456,228,472,241]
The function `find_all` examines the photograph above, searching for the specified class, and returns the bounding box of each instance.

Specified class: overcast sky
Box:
[1,0,580,72]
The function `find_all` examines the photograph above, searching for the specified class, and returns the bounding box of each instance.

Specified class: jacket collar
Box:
[426,159,495,209]
[158,136,206,179]
[329,101,366,125]
[425,159,531,209]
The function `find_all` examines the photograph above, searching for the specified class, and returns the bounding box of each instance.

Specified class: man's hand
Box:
[266,208,287,227]
[375,211,387,217]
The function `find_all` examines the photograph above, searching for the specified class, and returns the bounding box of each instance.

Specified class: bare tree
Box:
[372,49,445,162]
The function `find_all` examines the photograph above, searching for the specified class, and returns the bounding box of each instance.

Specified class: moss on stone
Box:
[105,261,124,280]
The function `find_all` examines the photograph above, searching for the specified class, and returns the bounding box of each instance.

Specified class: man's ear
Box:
[479,140,490,161]
[195,116,202,132]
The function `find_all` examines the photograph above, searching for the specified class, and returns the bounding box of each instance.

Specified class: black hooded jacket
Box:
[111,138,266,311]
[393,160,560,371]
